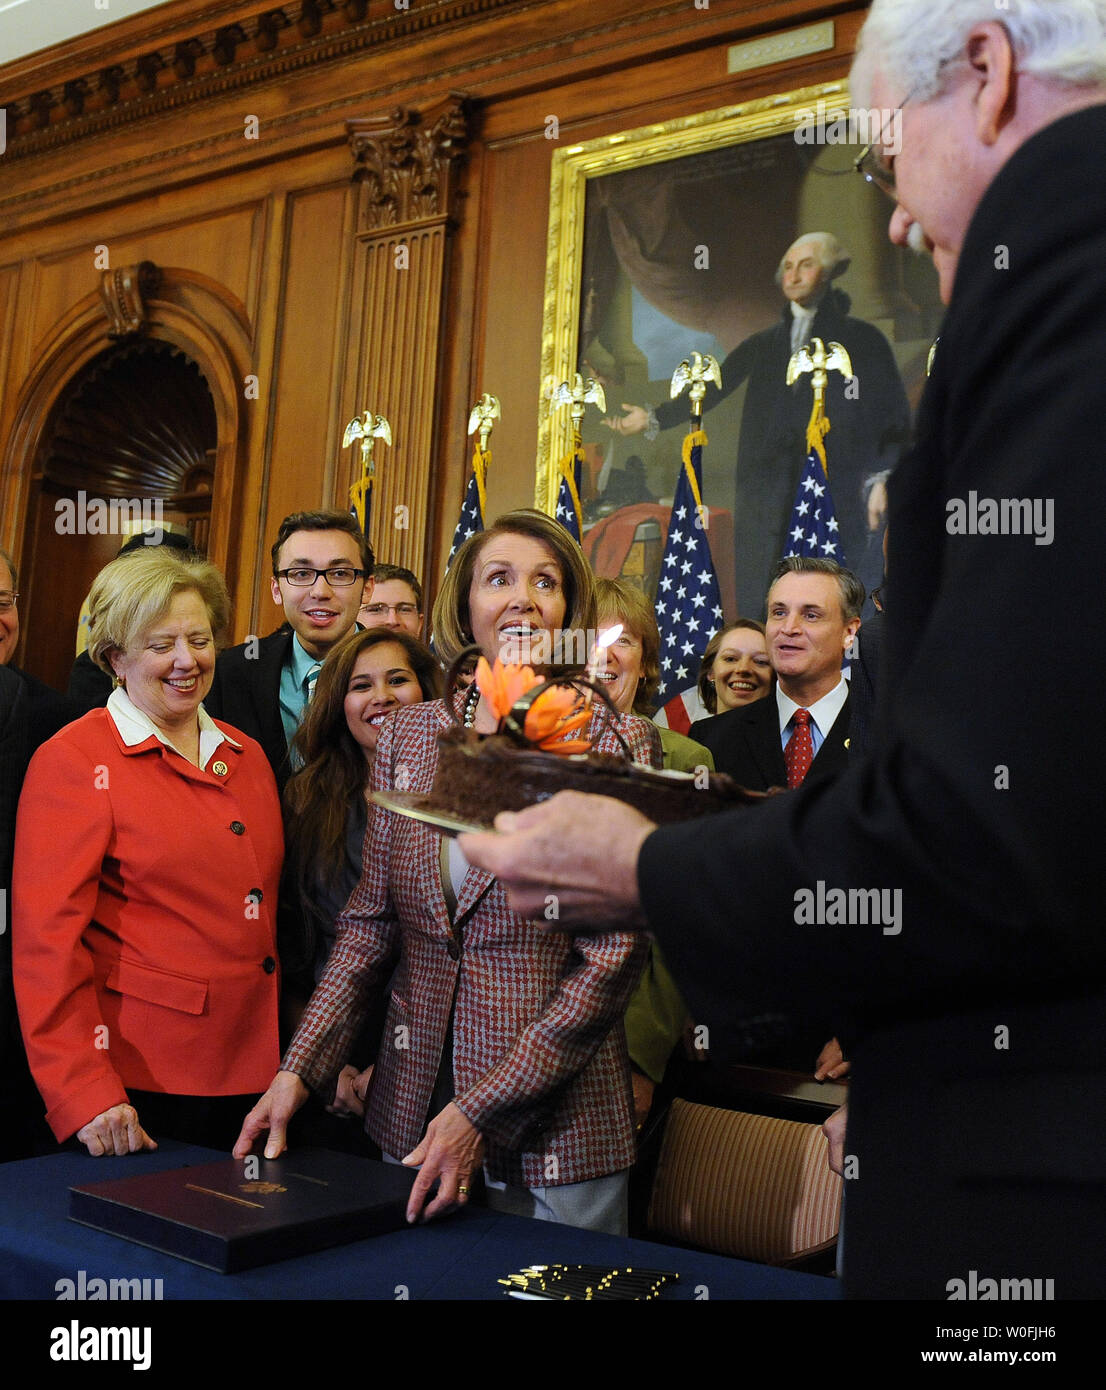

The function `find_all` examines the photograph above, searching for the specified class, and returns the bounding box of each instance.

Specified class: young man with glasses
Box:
[205,511,373,790]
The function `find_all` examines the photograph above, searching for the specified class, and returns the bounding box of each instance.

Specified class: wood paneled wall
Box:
[0,0,869,687]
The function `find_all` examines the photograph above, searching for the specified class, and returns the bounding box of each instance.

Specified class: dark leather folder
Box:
[68,1149,417,1272]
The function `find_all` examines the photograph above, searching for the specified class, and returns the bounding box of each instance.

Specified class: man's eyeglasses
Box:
[0,591,18,613]
[853,143,898,200]
[361,602,420,618]
[275,567,365,587]
[853,95,913,202]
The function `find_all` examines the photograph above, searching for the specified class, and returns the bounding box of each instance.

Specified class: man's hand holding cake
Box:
[461,794,653,930]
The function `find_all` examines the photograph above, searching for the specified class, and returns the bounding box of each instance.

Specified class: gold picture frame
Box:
[534,79,854,514]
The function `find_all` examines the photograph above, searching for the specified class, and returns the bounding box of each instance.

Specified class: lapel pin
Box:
[844,739,850,750]
[212,760,229,776]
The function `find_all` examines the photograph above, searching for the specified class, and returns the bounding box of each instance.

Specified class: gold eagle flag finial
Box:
[466,393,500,520]
[342,411,392,533]
[545,374,605,536]
[670,351,722,424]
[467,393,501,455]
[668,351,720,510]
[548,372,607,447]
[786,337,853,475]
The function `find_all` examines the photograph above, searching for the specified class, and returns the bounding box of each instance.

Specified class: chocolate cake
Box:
[428,724,769,827]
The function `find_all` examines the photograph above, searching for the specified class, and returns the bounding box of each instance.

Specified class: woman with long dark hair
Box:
[281,626,440,1119]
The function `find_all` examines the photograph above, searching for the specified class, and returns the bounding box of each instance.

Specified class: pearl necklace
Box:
[463,684,480,728]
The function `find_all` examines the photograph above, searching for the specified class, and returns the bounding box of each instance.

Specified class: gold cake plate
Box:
[370,789,494,838]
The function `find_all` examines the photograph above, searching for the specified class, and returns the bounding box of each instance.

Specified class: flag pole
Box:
[342,410,392,537]
[446,393,500,565]
[782,338,852,563]
[546,372,605,542]
[653,351,725,734]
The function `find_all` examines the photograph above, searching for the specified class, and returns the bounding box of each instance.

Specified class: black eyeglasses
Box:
[853,95,913,201]
[361,602,420,618]
[275,567,365,587]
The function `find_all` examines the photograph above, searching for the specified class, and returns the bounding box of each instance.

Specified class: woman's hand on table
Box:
[77,1104,158,1157]
[402,1102,485,1224]
[232,1070,310,1159]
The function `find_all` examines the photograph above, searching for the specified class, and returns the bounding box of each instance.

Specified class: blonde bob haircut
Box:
[595,576,661,716]
[87,547,231,675]
[432,508,596,669]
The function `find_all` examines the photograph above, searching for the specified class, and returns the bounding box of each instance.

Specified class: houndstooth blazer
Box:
[283,698,661,1187]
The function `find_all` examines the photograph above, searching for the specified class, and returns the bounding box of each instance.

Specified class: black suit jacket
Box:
[66,650,113,710]
[0,666,51,1161]
[639,107,1106,1298]
[204,628,294,792]
[0,666,26,895]
[5,665,85,750]
[845,611,882,757]
[690,689,850,792]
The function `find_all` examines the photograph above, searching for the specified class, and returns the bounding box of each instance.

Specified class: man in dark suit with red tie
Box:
[690,557,861,792]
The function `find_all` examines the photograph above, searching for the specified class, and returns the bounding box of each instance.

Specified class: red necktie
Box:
[785,708,813,788]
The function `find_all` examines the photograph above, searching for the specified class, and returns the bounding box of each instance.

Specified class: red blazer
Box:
[13,708,283,1142]
[284,700,661,1188]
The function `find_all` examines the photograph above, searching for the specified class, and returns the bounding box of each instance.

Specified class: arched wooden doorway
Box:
[4,263,253,691]
[22,340,218,690]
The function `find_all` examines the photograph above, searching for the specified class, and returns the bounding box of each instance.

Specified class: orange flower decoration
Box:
[474,656,540,720]
[474,656,592,755]
[523,686,592,754]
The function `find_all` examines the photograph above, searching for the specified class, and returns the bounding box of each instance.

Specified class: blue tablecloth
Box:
[1,1142,840,1301]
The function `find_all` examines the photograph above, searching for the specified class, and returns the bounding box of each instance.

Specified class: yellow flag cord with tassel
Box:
[680,429,709,510]
[804,397,831,476]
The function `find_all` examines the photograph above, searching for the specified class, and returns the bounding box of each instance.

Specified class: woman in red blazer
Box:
[13,547,282,1155]
[237,511,660,1234]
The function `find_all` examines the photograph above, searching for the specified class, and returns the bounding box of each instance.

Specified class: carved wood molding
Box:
[98,261,163,338]
[348,96,471,230]
[0,0,514,158]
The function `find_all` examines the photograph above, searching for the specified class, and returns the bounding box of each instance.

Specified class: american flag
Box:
[447,470,484,564]
[654,433,724,734]
[554,452,583,543]
[782,450,845,563]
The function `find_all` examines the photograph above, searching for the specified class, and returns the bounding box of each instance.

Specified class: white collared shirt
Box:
[790,300,818,353]
[107,687,238,771]
[776,676,848,758]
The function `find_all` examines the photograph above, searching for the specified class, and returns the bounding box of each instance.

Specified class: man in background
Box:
[358,563,423,638]
[691,557,860,791]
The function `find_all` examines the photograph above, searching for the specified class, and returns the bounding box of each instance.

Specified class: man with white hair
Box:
[467,0,1106,1299]
[608,230,910,610]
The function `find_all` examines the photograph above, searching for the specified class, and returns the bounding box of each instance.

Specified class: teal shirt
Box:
[278,635,322,752]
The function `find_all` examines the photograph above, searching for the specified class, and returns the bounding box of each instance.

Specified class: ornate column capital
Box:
[347,95,471,231]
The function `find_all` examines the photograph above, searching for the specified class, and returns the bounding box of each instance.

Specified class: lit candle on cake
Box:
[586,624,622,705]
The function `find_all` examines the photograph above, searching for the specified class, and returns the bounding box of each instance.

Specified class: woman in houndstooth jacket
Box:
[236,510,660,1234]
